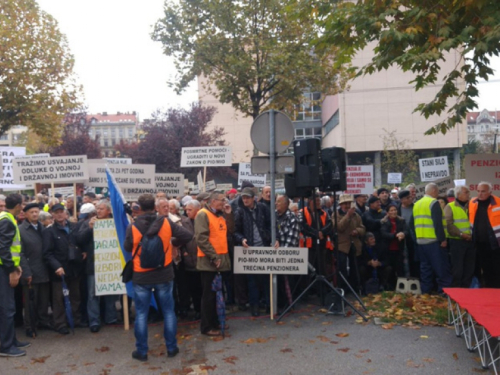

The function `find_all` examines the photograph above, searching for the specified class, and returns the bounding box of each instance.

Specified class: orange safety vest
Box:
[301,208,334,250]
[131,219,173,273]
[469,195,500,247]
[197,208,228,257]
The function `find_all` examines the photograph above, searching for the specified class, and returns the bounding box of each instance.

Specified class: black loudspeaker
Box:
[293,138,322,188]
[284,174,312,198]
[321,147,347,192]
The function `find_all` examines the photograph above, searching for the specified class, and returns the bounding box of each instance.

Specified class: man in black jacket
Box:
[233,187,271,317]
[43,204,85,335]
[75,201,117,333]
[362,196,387,255]
[20,203,51,338]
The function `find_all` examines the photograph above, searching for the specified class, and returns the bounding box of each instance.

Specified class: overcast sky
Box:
[37,0,500,121]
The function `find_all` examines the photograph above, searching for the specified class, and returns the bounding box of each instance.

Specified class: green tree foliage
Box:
[310,0,500,135]
[152,0,350,120]
[381,130,419,186]
[0,0,81,143]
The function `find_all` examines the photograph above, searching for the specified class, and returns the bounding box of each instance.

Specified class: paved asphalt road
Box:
[2,304,491,375]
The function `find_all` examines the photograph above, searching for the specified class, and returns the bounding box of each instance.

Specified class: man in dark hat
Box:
[362,196,387,255]
[377,187,395,211]
[20,203,52,337]
[43,204,84,334]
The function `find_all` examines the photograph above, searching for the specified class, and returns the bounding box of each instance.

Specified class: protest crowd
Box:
[0,179,498,361]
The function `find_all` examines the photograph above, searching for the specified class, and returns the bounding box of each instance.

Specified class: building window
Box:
[324,110,339,136]
[111,139,116,146]
[104,139,108,147]
[0,134,8,140]
[128,128,134,138]
[119,129,124,138]
[103,129,108,137]
[111,129,116,138]
[293,92,322,121]
[95,130,101,137]
[295,128,305,139]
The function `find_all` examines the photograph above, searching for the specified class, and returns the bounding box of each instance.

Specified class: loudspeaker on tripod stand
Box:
[321,147,347,192]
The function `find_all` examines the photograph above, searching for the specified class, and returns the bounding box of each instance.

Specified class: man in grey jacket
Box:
[20,203,51,338]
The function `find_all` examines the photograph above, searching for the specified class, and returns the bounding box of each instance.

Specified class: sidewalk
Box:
[2,304,489,375]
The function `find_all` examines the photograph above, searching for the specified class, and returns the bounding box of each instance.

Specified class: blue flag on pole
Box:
[106,166,157,309]
[106,167,134,299]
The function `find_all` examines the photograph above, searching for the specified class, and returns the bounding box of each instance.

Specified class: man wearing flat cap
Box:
[20,203,52,337]
[43,204,85,334]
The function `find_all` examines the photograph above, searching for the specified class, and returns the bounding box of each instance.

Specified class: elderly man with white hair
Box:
[468,181,500,288]
[413,182,452,294]
[444,185,474,287]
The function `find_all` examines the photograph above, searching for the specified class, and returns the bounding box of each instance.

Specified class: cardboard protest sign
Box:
[93,219,126,296]
[180,146,232,167]
[0,147,26,189]
[464,154,500,196]
[122,173,185,199]
[233,246,308,275]
[12,155,88,184]
[419,156,449,182]
[87,161,155,188]
[345,165,373,195]
[414,176,454,200]
[238,162,266,187]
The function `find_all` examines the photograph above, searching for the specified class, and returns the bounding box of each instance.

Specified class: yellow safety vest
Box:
[0,212,21,267]
[413,196,437,240]
[448,201,471,240]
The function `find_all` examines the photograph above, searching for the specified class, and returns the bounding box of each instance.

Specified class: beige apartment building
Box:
[198,46,467,186]
[87,112,137,157]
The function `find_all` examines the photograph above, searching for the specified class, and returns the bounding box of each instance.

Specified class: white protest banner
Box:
[387,173,402,184]
[3,153,50,190]
[233,246,308,275]
[464,154,500,196]
[87,160,155,188]
[191,185,200,195]
[103,157,132,165]
[238,162,266,187]
[205,180,216,191]
[180,146,232,167]
[122,173,185,199]
[414,175,454,200]
[419,156,449,182]
[48,186,76,197]
[93,219,126,296]
[12,155,88,184]
[216,183,233,191]
[345,165,374,195]
[266,179,284,189]
[454,179,466,187]
[0,147,27,189]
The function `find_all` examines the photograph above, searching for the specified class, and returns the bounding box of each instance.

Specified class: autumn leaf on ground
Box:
[453,353,459,360]
[14,365,28,370]
[308,340,316,343]
[276,321,285,325]
[330,341,339,345]
[280,348,293,353]
[31,355,51,364]
[242,338,256,344]
[367,359,372,363]
[105,364,114,368]
[337,348,350,353]
[256,338,269,343]
[211,336,224,342]
[406,360,423,368]
[95,346,110,352]
[422,358,435,363]
[317,335,330,342]
[322,321,332,325]
[200,365,217,372]
[359,349,370,353]
[223,356,239,365]
[381,323,395,330]
[318,308,328,313]
[336,332,349,337]
[149,367,162,371]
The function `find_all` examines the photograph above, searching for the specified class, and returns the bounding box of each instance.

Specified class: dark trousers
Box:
[200,271,219,334]
[22,282,51,331]
[387,250,404,289]
[185,271,202,313]
[52,276,81,330]
[174,263,190,313]
[406,239,420,278]
[418,242,452,294]
[247,274,269,307]
[449,239,476,288]
[476,242,500,288]
[0,266,17,352]
[234,273,248,305]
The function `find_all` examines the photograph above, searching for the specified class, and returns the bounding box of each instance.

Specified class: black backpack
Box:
[135,222,166,269]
